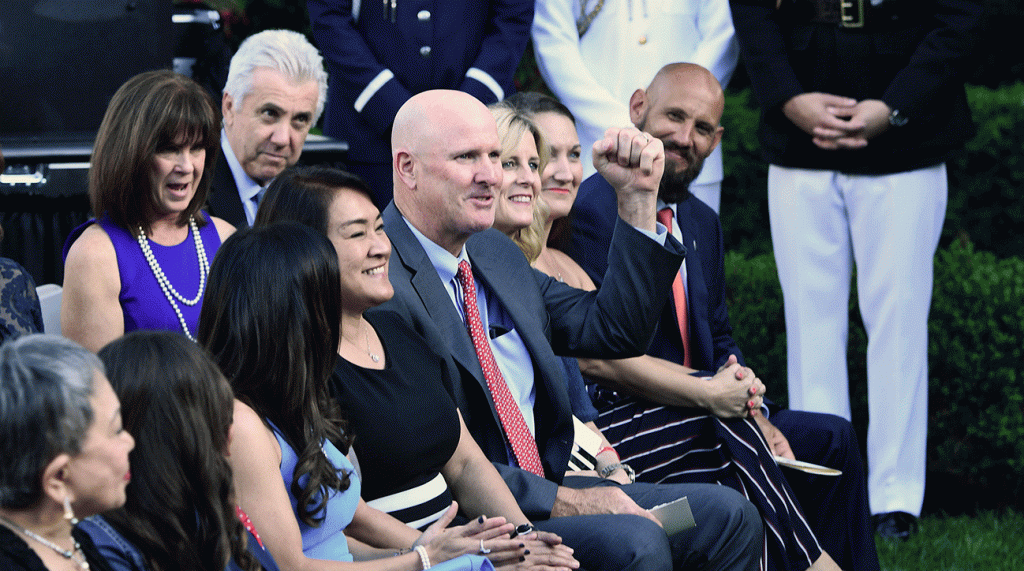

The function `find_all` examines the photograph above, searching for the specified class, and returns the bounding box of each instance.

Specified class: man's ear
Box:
[394,149,417,191]
[40,453,73,506]
[709,125,725,155]
[628,89,647,126]
[222,92,235,128]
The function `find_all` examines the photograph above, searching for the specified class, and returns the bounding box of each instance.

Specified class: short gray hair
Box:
[0,334,102,509]
[223,29,328,124]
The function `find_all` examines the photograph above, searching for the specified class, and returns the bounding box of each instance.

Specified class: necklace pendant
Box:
[370,353,381,363]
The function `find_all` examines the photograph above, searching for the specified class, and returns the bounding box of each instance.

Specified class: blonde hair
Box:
[489,103,550,263]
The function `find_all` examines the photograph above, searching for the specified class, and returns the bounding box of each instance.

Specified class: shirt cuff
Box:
[635,222,669,246]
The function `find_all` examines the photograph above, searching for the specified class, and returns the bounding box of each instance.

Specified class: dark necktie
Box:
[252,186,266,210]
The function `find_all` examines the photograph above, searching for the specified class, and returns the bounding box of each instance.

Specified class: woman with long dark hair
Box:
[199,222,520,571]
[78,331,275,571]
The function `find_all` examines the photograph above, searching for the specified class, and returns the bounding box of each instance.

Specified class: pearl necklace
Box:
[0,515,90,570]
[137,216,209,341]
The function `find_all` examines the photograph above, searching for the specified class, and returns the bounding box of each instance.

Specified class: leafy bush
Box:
[928,241,1024,507]
[945,83,1024,259]
[718,89,771,258]
[724,242,1024,512]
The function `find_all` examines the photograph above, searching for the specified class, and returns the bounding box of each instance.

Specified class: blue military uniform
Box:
[307,0,534,206]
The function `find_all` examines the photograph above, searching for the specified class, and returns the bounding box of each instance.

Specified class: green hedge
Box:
[724,241,1024,512]
[946,83,1024,259]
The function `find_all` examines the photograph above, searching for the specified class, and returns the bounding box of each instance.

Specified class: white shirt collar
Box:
[220,129,263,204]
[401,215,468,294]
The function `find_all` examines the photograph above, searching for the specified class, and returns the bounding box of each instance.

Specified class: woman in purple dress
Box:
[62,70,234,352]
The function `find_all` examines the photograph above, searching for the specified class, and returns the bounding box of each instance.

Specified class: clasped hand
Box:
[700,354,766,418]
[415,502,578,570]
[782,93,892,150]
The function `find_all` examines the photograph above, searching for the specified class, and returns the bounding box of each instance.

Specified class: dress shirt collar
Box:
[402,216,470,295]
[221,130,264,208]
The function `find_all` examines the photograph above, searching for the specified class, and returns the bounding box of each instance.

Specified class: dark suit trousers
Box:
[772,410,880,571]
[533,475,761,571]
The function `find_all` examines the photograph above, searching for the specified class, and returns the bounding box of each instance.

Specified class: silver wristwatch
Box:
[888,108,909,127]
[598,462,636,483]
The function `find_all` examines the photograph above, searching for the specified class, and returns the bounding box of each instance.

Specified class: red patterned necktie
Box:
[657,207,692,368]
[456,260,545,476]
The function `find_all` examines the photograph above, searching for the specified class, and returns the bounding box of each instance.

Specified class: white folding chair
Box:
[35,283,63,335]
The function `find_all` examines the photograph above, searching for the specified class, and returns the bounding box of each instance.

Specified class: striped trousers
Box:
[593,388,823,571]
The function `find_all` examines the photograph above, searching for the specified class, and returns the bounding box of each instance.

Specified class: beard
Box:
[658,143,705,204]
[636,114,706,204]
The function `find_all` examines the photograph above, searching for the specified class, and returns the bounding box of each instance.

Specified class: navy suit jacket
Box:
[206,151,249,229]
[375,201,684,518]
[568,174,742,374]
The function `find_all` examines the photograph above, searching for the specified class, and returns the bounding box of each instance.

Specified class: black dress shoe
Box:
[873,511,919,541]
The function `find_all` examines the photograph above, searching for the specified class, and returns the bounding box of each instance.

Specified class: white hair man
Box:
[207,29,328,228]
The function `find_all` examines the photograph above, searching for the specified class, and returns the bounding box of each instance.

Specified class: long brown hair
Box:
[98,331,258,571]
[90,70,219,234]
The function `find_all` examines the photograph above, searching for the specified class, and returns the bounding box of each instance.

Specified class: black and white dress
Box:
[330,310,462,529]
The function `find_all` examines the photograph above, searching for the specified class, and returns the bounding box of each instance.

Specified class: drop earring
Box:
[63,496,79,526]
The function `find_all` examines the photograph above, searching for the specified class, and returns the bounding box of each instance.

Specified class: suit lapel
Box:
[468,235,572,450]
[209,152,249,229]
[383,205,490,391]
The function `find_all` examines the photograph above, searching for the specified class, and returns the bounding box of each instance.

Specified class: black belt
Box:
[806,0,923,31]
[811,0,866,28]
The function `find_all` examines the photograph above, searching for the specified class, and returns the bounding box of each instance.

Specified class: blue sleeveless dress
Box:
[269,421,494,570]
[270,423,360,562]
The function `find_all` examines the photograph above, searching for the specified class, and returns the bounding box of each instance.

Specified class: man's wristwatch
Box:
[888,108,909,127]
[598,462,636,483]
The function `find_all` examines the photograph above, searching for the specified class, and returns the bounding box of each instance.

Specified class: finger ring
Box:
[479,539,491,555]
[641,132,651,142]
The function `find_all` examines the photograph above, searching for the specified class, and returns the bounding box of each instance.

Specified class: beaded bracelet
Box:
[414,545,431,569]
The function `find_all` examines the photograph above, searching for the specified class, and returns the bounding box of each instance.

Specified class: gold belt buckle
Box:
[840,0,865,28]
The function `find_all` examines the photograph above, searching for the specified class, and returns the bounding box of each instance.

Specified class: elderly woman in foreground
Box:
[0,334,135,571]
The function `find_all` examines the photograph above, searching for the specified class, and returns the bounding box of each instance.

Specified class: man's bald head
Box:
[629,63,726,203]
[646,63,725,121]
[391,90,502,255]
